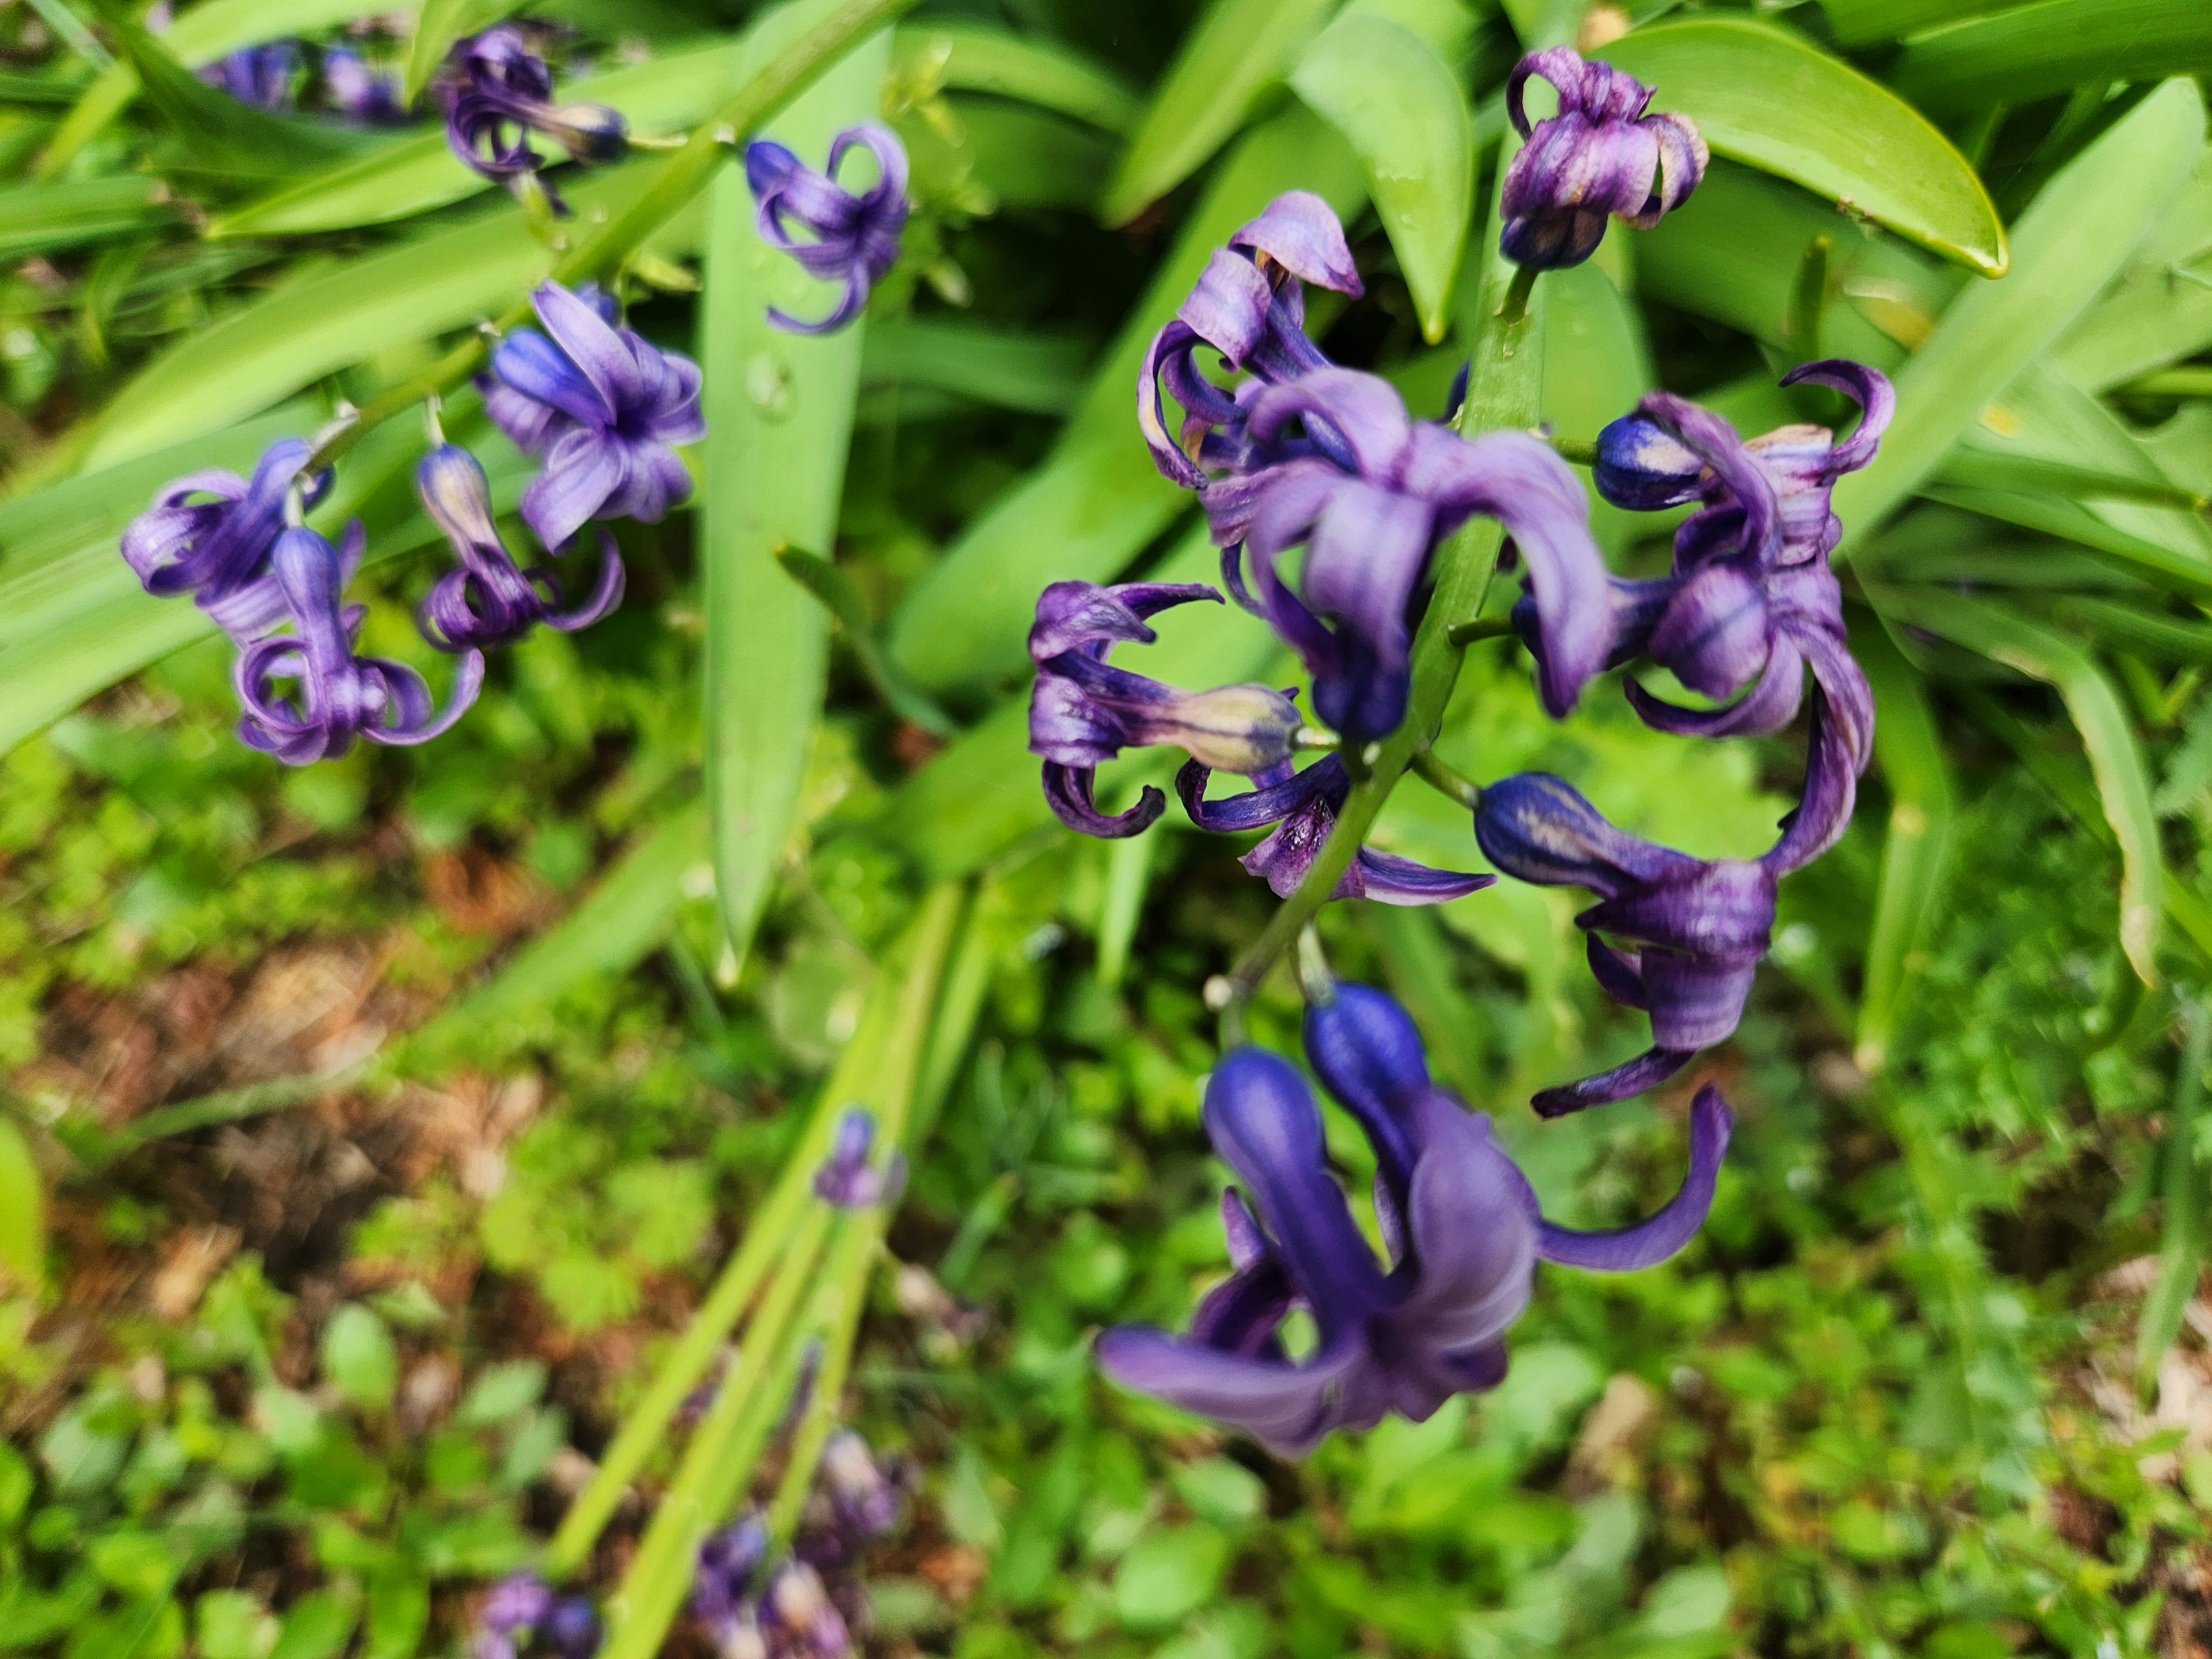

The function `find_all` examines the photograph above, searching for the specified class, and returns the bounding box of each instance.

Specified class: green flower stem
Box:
[763,1214,876,1548]
[1408,747,1483,812]
[1219,141,1542,1016]
[302,0,916,476]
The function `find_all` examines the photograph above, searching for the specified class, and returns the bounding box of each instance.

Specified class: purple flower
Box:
[1138,190,1361,489]
[761,1562,850,1658]
[692,1513,769,1638]
[474,1571,555,1659]
[1029,579,1303,839]
[235,524,484,766]
[324,47,408,122]
[121,439,328,641]
[1096,983,1730,1456]
[442,26,626,209]
[817,1429,902,1544]
[1176,754,1491,906]
[543,1600,601,1659]
[1474,696,1855,1115]
[1541,361,1889,767]
[415,443,623,652]
[202,43,297,110]
[1204,368,1612,742]
[745,126,909,336]
[483,280,704,551]
[812,1109,906,1209]
[1500,47,1706,271]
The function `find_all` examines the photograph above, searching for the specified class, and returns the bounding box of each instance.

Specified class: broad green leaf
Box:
[1597,18,2005,276]
[38,0,424,178]
[319,1305,399,1413]
[861,320,1088,415]
[775,548,959,736]
[1852,627,1955,1077]
[701,32,888,975]
[2052,154,2212,392]
[889,105,1366,696]
[1903,589,2164,984]
[891,21,1141,134]
[1894,0,2212,113]
[0,1118,44,1288]
[404,0,517,105]
[1094,833,1154,988]
[895,96,1116,213]
[2052,596,2212,662]
[214,40,753,237]
[1538,259,1651,555]
[2141,997,2211,1388]
[1819,0,2012,47]
[0,176,173,260]
[1100,0,1342,226]
[1833,80,2207,559]
[1290,9,1472,342]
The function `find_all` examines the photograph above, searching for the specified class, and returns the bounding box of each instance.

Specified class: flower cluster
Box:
[442,25,627,213]
[743,126,910,335]
[1099,983,1728,1454]
[471,1573,600,1659]
[120,279,701,765]
[689,1431,913,1657]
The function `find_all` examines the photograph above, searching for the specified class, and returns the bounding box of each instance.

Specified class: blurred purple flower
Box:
[474,1571,554,1659]
[1096,983,1729,1455]
[415,442,623,652]
[235,524,483,766]
[1474,696,1856,1114]
[202,42,297,109]
[442,26,626,209]
[812,1109,905,1209]
[1552,361,1890,771]
[1500,47,1706,270]
[121,438,328,641]
[760,1562,850,1658]
[1176,754,1491,906]
[324,47,408,122]
[1203,368,1611,743]
[745,126,908,335]
[483,280,704,551]
[1029,579,1302,839]
[1138,190,1361,488]
[543,1599,601,1659]
[692,1513,769,1640]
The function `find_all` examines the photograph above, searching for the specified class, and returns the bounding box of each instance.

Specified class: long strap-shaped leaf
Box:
[1903,589,2165,984]
[2140,995,2211,1393]
[700,31,888,976]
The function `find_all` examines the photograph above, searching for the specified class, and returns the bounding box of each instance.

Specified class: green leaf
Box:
[701,31,888,976]
[1851,626,1955,1077]
[1596,17,2005,276]
[1100,0,1342,226]
[0,177,173,261]
[2051,156,2212,392]
[457,1359,548,1427]
[2139,997,2211,1389]
[1113,1524,1232,1631]
[404,0,514,105]
[775,548,960,736]
[1833,80,2207,560]
[267,1592,355,1659]
[1902,589,2164,984]
[891,21,1141,134]
[0,1118,44,1289]
[1894,0,2212,113]
[889,104,1366,696]
[319,1305,399,1414]
[894,95,1116,213]
[860,319,1088,415]
[1819,0,2011,47]
[1289,9,1472,342]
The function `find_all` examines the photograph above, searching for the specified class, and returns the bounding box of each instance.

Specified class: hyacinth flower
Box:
[745,125,909,335]
[812,1109,906,1208]
[1097,983,1730,1455]
[324,47,408,122]
[482,280,705,551]
[472,1573,599,1659]
[1546,361,1891,771]
[442,26,627,211]
[121,438,329,641]
[1203,368,1612,743]
[692,1513,770,1648]
[1176,754,1491,906]
[1474,698,1857,1115]
[202,42,297,110]
[415,442,623,652]
[1029,579,1303,838]
[1500,47,1707,271]
[805,1430,906,1566]
[1138,190,1362,490]
[235,525,484,766]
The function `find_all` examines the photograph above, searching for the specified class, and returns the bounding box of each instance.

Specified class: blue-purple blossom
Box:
[442,26,626,210]
[541,1600,601,1659]
[121,439,328,641]
[1096,983,1730,1455]
[1548,361,1891,771]
[473,1573,553,1659]
[1177,754,1491,906]
[324,47,408,122]
[202,43,297,109]
[1139,190,1361,488]
[1029,579,1303,839]
[1501,47,1706,271]
[1203,368,1612,742]
[812,1109,905,1209]
[692,1513,770,1642]
[760,1562,851,1657]
[415,443,623,652]
[235,525,483,766]
[483,280,704,551]
[745,126,909,336]
[1474,695,1857,1115]
[811,1430,903,1556]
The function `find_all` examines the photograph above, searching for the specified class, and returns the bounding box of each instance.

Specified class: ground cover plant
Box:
[3,0,2212,1654]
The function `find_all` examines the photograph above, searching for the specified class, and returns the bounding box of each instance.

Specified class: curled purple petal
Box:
[745,124,910,335]
[1536,1085,1732,1264]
